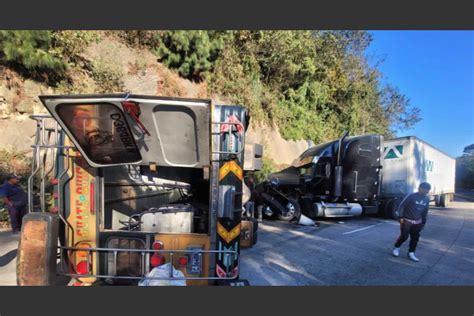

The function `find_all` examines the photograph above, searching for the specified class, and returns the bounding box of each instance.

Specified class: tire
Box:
[260,192,285,219]
[277,197,301,222]
[17,213,59,285]
[384,198,401,220]
[251,218,258,245]
[383,199,394,219]
[440,194,449,208]
[252,230,258,246]
[391,198,403,220]
[434,195,441,207]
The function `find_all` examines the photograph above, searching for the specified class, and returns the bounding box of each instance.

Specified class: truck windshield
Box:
[56,103,141,165]
[292,141,334,167]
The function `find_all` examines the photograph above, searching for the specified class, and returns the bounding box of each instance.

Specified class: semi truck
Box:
[256,133,455,221]
[16,94,261,286]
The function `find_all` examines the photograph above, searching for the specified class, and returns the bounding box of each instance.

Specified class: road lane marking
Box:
[342,223,382,235]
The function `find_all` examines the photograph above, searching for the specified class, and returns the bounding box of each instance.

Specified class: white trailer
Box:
[380,136,455,218]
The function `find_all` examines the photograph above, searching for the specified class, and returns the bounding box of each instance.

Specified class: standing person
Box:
[2,174,28,234]
[391,182,431,262]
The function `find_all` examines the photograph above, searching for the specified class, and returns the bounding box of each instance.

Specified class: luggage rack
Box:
[28,114,78,245]
[59,246,240,281]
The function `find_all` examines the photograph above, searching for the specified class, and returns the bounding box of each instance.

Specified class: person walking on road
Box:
[391,182,431,262]
[2,174,28,234]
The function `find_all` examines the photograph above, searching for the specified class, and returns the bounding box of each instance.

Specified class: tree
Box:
[0,31,66,82]
[153,31,225,81]
[462,144,474,156]
[380,85,421,136]
[456,144,474,189]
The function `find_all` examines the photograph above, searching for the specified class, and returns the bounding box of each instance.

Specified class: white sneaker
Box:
[408,252,419,262]
[391,248,400,257]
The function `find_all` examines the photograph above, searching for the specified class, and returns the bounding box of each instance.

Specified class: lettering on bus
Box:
[110,113,136,153]
[74,158,91,238]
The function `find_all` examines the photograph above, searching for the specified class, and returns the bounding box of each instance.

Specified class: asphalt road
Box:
[0,199,473,286]
[0,230,19,286]
[240,199,474,285]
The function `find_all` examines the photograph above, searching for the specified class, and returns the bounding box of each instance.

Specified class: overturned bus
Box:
[17,94,261,286]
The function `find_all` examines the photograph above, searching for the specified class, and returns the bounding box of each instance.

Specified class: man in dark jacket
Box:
[391,182,431,262]
[2,174,28,233]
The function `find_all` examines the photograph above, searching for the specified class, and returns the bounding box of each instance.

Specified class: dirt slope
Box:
[0,35,309,165]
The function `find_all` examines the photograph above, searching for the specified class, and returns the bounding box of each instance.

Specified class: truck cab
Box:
[257,133,383,220]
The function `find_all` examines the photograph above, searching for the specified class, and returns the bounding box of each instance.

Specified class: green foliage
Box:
[50,31,100,65]
[0,147,29,224]
[463,144,474,155]
[117,31,226,81]
[0,31,67,82]
[380,85,420,136]
[1,30,421,146]
[207,30,420,143]
[0,207,8,222]
[0,31,100,85]
[456,144,474,189]
[153,31,226,81]
[116,31,163,48]
[90,60,124,92]
[254,157,278,183]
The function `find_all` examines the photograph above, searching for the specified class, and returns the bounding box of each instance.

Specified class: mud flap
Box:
[17,213,59,286]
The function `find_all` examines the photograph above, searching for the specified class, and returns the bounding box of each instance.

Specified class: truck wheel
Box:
[278,197,301,222]
[251,217,258,245]
[17,213,59,286]
[391,198,403,220]
[383,199,395,218]
[440,194,449,208]
[434,195,441,207]
[385,199,401,220]
[260,193,285,219]
[252,230,258,246]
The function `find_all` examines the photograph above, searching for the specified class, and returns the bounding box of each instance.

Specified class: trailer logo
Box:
[384,145,404,159]
[426,160,434,172]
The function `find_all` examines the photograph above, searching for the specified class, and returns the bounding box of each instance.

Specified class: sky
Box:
[367,31,473,158]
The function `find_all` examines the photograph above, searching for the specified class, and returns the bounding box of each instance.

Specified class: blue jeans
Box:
[7,204,27,231]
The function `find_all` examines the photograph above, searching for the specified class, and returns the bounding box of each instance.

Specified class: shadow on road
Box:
[0,249,17,267]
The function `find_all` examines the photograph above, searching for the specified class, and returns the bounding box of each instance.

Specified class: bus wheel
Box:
[17,213,59,286]
[278,197,301,222]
